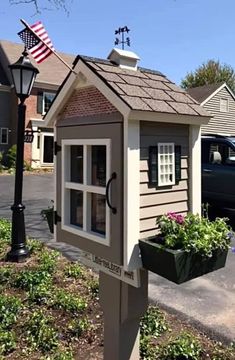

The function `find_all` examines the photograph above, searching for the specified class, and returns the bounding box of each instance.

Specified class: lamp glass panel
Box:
[22,70,34,96]
[11,68,21,95]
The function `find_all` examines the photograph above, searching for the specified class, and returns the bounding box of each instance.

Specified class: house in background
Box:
[187,83,235,135]
[0,40,74,168]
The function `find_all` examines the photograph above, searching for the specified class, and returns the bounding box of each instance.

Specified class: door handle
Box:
[203,169,212,173]
[105,172,117,214]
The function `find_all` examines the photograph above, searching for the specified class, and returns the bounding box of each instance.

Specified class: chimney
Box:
[107,48,140,71]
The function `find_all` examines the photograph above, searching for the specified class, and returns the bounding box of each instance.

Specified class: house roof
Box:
[187,83,224,104]
[66,54,210,117]
[0,40,75,87]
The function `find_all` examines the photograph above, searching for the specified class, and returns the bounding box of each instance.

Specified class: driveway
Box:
[0,173,234,343]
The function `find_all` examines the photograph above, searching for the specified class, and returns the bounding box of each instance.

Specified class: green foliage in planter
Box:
[64,262,84,279]
[38,248,60,273]
[0,218,11,243]
[157,213,232,257]
[0,328,16,356]
[41,349,74,360]
[140,306,169,338]
[52,289,87,314]
[67,317,90,338]
[14,268,52,291]
[25,309,58,353]
[0,294,22,329]
[159,331,202,359]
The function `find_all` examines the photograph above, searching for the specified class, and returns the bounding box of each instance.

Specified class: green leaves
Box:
[160,332,202,359]
[156,213,232,257]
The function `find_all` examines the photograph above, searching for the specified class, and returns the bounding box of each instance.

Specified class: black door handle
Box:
[105,172,117,214]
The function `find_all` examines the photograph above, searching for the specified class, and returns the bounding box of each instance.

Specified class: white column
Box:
[189,125,201,215]
[123,118,142,271]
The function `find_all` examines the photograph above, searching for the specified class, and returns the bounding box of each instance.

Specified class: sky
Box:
[1,0,235,85]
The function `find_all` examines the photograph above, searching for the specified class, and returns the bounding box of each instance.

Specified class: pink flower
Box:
[167,212,185,225]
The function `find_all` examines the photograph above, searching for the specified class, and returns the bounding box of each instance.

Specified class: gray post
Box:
[99,269,148,360]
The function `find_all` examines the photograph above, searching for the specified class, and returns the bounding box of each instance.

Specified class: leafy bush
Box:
[0,152,5,173]
[28,282,53,305]
[14,268,52,291]
[87,278,99,297]
[41,350,74,360]
[0,294,22,328]
[64,262,84,279]
[38,248,60,273]
[0,328,16,355]
[140,306,168,338]
[6,145,17,169]
[140,336,158,360]
[52,289,87,314]
[159,332,202,359]
[67,317,90,338]
[27,238,45,254]
[0,218,11,243]
[25,309,58,352]
[0,266,14,285]
[157,212,232,257]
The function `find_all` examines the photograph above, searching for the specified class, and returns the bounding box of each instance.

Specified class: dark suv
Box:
[202,134,235,207]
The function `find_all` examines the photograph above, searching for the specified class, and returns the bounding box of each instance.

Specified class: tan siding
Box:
[202,87,235,135]
[140,121,189,236]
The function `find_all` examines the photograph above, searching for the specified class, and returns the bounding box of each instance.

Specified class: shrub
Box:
[0,294,22,328]
[87,278,99,297]
[25,309,58,353]
[52,289,87,314]
[140,336,158,360]
[140,306,168,338]
[160,331,202,359]
[6,145,16,169]
[67,317,90,338]
[0,328,16,356]
[27,238,45,254]
[28,282,53,305]
[14,268,52,291]
[0,218,11,243]
[64,262,84,279]
[0,266,14,285]
[38,248,60,273]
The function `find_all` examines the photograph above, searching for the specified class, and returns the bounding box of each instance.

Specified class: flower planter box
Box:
[139,238,228,284]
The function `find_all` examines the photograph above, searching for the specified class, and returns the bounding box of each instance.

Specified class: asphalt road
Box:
[0,173,234,343]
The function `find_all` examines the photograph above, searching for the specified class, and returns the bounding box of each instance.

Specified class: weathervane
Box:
[114,26,130,50]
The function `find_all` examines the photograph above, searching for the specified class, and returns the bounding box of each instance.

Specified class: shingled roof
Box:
[0,40,75,87]
[187,83,224,104]
[74,55,209,117]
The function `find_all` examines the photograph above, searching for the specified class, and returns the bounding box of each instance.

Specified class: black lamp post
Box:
[7,49,39,262]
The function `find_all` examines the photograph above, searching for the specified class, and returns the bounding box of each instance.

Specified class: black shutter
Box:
[37,92,43,114]
[175,145,181,184]
[148,146,158,186]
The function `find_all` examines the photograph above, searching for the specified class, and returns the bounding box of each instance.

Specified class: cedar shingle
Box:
[117,83,150,97]
[108,82,125,95]
[145,73,170,82]
[167,102,198,115]
[143,88,172,101]
[143,99,176,113]
[189,104,212,116]
[97,63,148,78]
[166,83,185,93]
[121,95,152,110]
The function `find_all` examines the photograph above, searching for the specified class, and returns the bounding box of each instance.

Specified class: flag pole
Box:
[20,19,76,74]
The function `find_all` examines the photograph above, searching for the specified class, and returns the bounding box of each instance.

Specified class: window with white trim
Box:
[0,128,8,145]
[158,143,175,186]
[62,139,111,246]
[220,98,229,112]
[43,92,56,114]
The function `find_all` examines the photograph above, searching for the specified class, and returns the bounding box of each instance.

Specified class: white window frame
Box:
[0,128,8,145]
[220,98,229,112]
[158,142,175,186]
[62,138,111,246]
[42,92,56,115]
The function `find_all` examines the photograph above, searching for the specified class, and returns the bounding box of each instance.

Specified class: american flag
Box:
[18,21,55,63]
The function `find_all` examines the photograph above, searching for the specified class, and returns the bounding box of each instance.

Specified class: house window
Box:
[0,128,8,144]
[220,98,229,112]
[158,143,175,186]
[37,91,56,115]
[62,139,111,246]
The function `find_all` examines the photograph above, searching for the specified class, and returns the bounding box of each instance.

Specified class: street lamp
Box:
[7,49,39,262]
